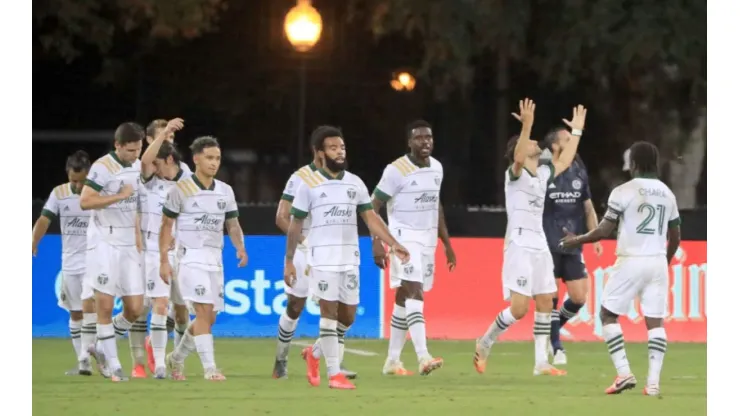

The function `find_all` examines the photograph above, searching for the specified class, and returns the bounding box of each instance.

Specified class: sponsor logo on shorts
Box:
[318,280,329,292]
[517,276,527,287]
[195,285,206,296]
[403,263,414,275]
[97,274,108,285]
[147,280,155,291]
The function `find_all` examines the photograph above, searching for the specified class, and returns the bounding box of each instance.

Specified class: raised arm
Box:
[141,118,184,180]
[552,106,587,178]
[510,98,537,178]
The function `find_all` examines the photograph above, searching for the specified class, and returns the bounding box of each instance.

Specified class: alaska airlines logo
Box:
[413,192,438,204]
[194,214,222,231]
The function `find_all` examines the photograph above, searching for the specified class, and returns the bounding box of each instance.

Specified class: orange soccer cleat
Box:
[329,373,356,390]
[145,336,156,374]
[533,364,567,376]
[605,374,637,394]
[131,364,147,379]
[419,357,444,376]
[301,347,321,387]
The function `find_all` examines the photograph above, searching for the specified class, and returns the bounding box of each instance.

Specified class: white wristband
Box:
[571,128,583,136]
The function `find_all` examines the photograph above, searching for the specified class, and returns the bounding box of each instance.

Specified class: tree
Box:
[354,0,706,207]
[34,0,228,82]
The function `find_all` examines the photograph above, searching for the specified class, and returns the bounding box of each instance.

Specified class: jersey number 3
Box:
[636,203,666,235]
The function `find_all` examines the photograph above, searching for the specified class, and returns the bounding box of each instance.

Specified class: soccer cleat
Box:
[301,347,321,387]
[88,343,110,378]
[110,368,129,382]
[533,364,567,376]
[473,338,490,374]
[77,358,93,376]
[131,364,147,378]
[154,367,167,380]
[204,367,226,381]
[166,353,187,381]
[553,349,567,366]
[339,363,358,379]
[382,359,414,376]
[65,367,81,376]
[419,356,444,376]
[328,373,356,390]
[272,359,288,379]
[604,374,637,394]
[643,385,660,396]
[145,336,156,374]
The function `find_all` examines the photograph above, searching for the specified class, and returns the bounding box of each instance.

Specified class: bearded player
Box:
[371,120,456,376]
[284,126,409,389]
[474,99,585,376]
[272,147,358,380]
[560,141,680,396]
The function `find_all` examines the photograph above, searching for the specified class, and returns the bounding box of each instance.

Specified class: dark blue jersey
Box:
[543,157,592,254]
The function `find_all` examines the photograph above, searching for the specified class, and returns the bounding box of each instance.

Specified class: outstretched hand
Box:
[562,105,587,131]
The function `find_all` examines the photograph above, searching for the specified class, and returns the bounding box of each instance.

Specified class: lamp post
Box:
[284,0,322,168]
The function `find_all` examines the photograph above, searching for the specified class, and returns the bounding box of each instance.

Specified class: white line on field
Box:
[292,341,379,357]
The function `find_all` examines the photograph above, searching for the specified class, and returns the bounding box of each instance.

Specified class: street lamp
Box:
[285,0,322,167]
[391,72,416,91]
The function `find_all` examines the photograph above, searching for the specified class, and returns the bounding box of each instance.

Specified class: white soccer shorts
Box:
[178,266,225,312]
[285,248,311,298]
[58,272,84,312]
[87,241,144,297]
[310,267,360,305]
[502,243,557,300]
[602,256,669,318]
[389,241,436,292]
[145,251,185,306]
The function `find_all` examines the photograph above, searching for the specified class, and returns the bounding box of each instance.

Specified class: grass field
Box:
[33,339,706,416]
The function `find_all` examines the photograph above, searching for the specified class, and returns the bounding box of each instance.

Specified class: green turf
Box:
[33,339,706,415]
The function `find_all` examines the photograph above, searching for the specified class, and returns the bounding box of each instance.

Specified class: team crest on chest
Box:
[434,177,441,186]
[347,188,356,200]
[217,199,226,210]
[572,179,582,190]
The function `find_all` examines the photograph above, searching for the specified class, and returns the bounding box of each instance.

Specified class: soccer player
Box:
[560,141,680,396]
[272,150,359,380]
[161,136,248,381]
[283,125,410,390]
[474,99,585,376]
[138,119,189,379]
[146,119,192,175]
[80,122,146,382]
[32,150,108,376]
[540,128,603,365]
[370,120,456,376]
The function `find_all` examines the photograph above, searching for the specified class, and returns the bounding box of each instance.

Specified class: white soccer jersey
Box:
[162,175,238,271]
[179,161,192,175]
[85,152,142,247]
[373,155,443,247]
[142,169,190,252]
[604,176,681,256]
[504,163,554,251]
[41,183,88,273]
[291,169,373,272]
[280,162,319,239]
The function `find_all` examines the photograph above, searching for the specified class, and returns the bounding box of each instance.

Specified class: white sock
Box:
[533,312,550,366]
[150,314,168,369]
[647,327,667,386]
[405,299,430,361]
[194,334,216,371]
[276,313,298,361]
[175,321,189,348]
[312,337,322,359]
[128,314,149,366]
[97,323,121,370]
[603,323,632,376]
[79,313,97,361]
[319,318,340,377]
[112,313,133,339]
[388,304,408,361]
[167,307,176,333]
[172,327,196,363]
[337,323,350,364]
[480,307,517,349]
[69,319,82,361]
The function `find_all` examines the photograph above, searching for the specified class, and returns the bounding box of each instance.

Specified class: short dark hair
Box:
[629,141,660,175]
[505,135,520,163]
[156,141,182,164]
[190,136,220,155]
[310,125,343,152]
[114,122,145,145]
[407,120,432,138]
[66,150,91,173]
[146,119,168,138]
[543,126,568,150]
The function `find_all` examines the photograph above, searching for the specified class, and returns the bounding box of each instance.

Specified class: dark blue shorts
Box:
[551,252,587,281]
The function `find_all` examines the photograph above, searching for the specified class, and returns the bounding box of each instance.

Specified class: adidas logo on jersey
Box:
[320,192,328,198]
[63,206,70,212]
[548,183,556,189]
[411,180,418,186]
[192,202,200,208]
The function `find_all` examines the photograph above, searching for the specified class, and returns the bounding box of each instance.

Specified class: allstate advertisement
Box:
[32,236,384,338]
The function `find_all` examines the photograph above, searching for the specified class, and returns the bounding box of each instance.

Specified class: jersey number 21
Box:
[636,203,666,235]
